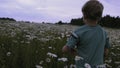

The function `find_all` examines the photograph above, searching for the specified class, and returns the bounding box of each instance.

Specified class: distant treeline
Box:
[1,15,120,28]
[0,17,32,23]
[56,15,120,28]
[99,15,120,28]
[0,17,16,21]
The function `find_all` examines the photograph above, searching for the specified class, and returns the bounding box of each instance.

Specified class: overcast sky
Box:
[0,0,120,23]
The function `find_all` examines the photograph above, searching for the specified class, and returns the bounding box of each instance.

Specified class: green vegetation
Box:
[0,18,120,68]
[0,22,75,68]
[55,15,120,28]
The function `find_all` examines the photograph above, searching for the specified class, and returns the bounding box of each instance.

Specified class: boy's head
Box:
[82,0,104,21]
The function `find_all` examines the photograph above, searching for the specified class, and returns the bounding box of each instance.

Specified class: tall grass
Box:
[0,22,120,68]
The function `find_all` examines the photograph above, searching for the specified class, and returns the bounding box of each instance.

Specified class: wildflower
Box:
[64,65,68,68]
[105,59,112,63]
[58,58,68,62]
[47,52,57,58]
[21,41,24,43]
[117,48,120,50]
[11,32,16,37]
[117,40,120,43]
[57,37,61,39]
[70,64,76,68]
[6,52,11,56]
[66,34,70,37]
[105,64,112,68]
[26,35,31,38]
[111,52,116,56]
[117,66,120,68]
[35,65,43,68]
[75,56,84,61]
[61,33,65,38]
[84,63,91,68]
[26,41,30,44]
[42,48,45,50]
[39,61,44,64]
[36,50,38,53]
[114,61,120,64]
[48,46,52,49]
[45,58,51,63]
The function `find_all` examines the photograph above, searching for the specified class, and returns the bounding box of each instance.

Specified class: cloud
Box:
[100,0,120,16]
[0,0,120,23]
[0,1,22,9]
[16,0,36,5]
[35,0,87,18]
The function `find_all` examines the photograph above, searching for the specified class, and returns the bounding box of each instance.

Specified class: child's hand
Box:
[70,48,77,56]
[104,48,109,57]
[62,45,77,56]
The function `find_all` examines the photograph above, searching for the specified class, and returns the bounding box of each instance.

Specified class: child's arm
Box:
[62,32,79,56]
[62,45,70,53]
[104,32,110,57]
[62,45,77,56]
[104,48,109,57]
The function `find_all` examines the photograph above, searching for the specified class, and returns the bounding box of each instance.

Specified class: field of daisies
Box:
[0,21,120,68]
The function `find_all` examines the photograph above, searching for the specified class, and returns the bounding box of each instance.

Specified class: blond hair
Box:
[82,0,104,20]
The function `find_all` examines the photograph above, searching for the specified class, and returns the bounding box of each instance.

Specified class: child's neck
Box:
[85,19,98,26]
[86,22,97,26]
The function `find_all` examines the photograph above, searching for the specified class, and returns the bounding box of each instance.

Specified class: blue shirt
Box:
[66,25,110,67]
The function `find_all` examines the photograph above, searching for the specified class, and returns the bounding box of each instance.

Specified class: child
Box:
[62,0,110,68]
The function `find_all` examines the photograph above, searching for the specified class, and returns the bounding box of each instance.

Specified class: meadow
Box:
[0,21,120,68]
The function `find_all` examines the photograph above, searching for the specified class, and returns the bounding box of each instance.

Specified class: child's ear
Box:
[83,15,87,22]
[82,13,87,19]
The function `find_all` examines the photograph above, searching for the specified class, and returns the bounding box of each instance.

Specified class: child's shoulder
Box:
[73,25,89,36]
[75,25,87,31]
[74,25,90,33]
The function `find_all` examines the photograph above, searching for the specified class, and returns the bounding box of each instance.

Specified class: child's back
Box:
[69,25,108,66]
[62,0,110,68]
